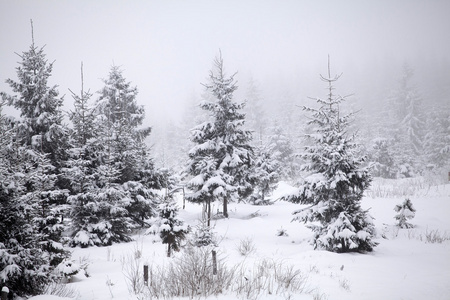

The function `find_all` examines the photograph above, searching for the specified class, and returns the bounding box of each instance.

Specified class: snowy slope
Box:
[29,180,450,300]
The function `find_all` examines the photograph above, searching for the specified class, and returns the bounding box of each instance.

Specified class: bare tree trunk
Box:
[143,264,149,284]
[207,198,211,227]
[223,197,228,218]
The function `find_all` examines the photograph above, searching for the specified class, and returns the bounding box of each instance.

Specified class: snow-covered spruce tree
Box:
[64,64,97,202]
[1,25,69,278]
[21,150,69,265]
[96,65,161,226]
[151,198,189,257]
[0,153,52,295]
[96,66,151,180]
[387,64,426,176]
[423,108,450,170]
[0,102,44,295]
[267,122,299,181]
[250,143,279,205]
[186,53,254,221]
[64,65,107,247]
[398,65,425,157]
[244,77,268,144]
[83,139,133,246]
[0,100,67,295]
[274,90,297,140]
[282,60,377,253]
[394,199,416,229]
[369,138,397,179]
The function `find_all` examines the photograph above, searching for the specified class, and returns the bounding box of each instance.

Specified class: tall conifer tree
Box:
[96,65,160,225]
[283,59,376,253]
[187,53,254,221]
[0,24,69,291]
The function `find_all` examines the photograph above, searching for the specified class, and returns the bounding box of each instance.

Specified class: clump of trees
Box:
[368,64,449,178]
[4,20,448,297]
[0,25,168,296]
[66,65,163,247]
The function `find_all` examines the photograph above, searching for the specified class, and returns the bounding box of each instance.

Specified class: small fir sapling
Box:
[394,198,416,228]
[192,220,217,247]
[56,259,80,282]
[151,198,189,257]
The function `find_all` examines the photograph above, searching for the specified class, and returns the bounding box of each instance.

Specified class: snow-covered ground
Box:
[29,179,450,300]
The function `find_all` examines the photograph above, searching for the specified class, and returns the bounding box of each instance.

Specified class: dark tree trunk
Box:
[223,197,228,218]
[207,198,211,227]
[167,241,171,257]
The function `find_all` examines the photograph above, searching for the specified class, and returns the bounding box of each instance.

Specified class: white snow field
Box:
[29,178,450,300]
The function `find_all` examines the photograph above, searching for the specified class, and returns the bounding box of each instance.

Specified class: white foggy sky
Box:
[1,0,449,127]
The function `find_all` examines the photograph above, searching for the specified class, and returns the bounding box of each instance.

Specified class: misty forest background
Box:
[0,19,449,297]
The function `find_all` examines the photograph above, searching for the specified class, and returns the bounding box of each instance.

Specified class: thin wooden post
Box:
[1,286,9,300]
[212,250,217,275]
[143,264,149,285]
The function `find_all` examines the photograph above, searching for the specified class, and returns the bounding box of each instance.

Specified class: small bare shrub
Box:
[425,229,450,244]
[145,246,234,299]
[105,276,115,298]
[43,281,79,298]
[242,210,267,219]
[366,176,446,198]
[120,240,147,295]
[339,279,351,291]
[277,227,289,237]
[78,255,90,277]
[309,264,319,274]
[406,228,450,244]
[234,258,309,299]
[120,253,144,295]
[407,228,419,240]
[236,237,256,256]
[405,228,450,244]
[313,292,329,300]
[130,249,311,299]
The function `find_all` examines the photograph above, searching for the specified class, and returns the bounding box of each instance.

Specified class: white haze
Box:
[1,0,449,128]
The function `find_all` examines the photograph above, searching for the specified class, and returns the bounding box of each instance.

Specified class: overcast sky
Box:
[1,0,449,127]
